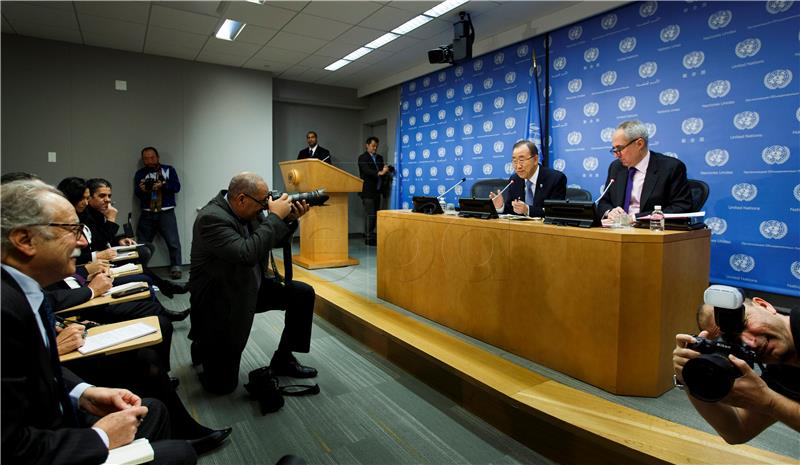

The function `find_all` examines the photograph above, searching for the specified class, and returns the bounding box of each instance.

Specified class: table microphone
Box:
[594,178,614,204]
[495,179,514,197]
[437,177,467,199]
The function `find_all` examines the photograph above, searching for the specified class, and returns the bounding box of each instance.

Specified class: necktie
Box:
[622,167,636,212]
[38,297,77,425]
[525,179,534,206]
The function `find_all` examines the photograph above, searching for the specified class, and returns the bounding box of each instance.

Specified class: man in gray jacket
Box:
[189,172,316,394]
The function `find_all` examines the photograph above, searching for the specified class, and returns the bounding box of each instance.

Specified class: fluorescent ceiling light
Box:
[325,59,351,71]
[365,32,399,50]
[392,15,433,35]
[216,19,245,41]
[343,47,373,61]
[245,0,265,3]
[424,0,469,18]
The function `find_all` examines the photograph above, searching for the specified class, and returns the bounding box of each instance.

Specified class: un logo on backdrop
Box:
[732,183,758,201]
[705,217,728,235]
[601,71,617,86]
[414,167,423,177]
[494,52,505,65]
[464,83,474,95]
[584,102,599,117]
[463,123,473,135]
[473,59,483,72]
[762,145,791,165]
[483,78,494,90]
[735,38,761,58]
[422,149,430,159]
[430,93,438,104]
[554,107,567,121]
[583,157,599,171]
[517,44,529,58]
[794,184,800,201]
[600,127,615,143]
[455,65,464,77]
[438,109,446,120]
[659,88,680,106]
[504,72,516,85]
[568,26,583,41]
[640,1,658,17]
[618,96,637,112]
[409,82,416,92]
[796,107,800,122]
[646,123,657,138]
[568,79,583,93]
[446,127,455,138]
[409,116,416,126]
[494,96,505,109]
[681,117,704,135]
[708,10,733,30]
[660,25,681,42]
[463,164,473,176]
[601,14,617,30]
[402,101,409,111]
[402,135,410,144]
[415,132,423,142]
[483,164,493,175]
[760,220,789,240]
[505,117,516,130]
[416,97,423,107]
[584,48,599,63]
[429,167,438,177]
[409,185,416,194]
[446,165,455,176]
[567,131,583,145]
[455,105,464,117]
[766,1,794,14]
[705,149,730,167]
[455,145,464,156]
[554,57,567,70]
[494,141,504,153]
[707,80,731,99]
[553,159,566,172]
[438,147,446,158]
[482,121,494,133]
[430,129,438,140]
[639,62,658,78]
[438,71,447,83]
[683,51,705,69]
[663,151,678,158]
[422,113,431,123]
[730,254,756,273]
[619,37,637,54]
[517,91,528,104]
[446,88,455,99]
[423,77,431,88]
[422,185,430,195]
[505,162,514,175]
[733,111,759,130]
[764,69,793,89]
[792,262,800,280]
[437,185,446,196]
[402,168,410,178]
[473,101,483,113]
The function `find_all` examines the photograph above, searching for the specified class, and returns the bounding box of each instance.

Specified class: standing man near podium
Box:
[297,131,332,164]
[358,136,389,246]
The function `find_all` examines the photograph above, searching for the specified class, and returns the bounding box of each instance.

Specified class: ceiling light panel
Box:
[391,15,433,35]
[215,19,246,41]
[343,47,373,61]
[365,32,399,49]
[324,59,351,71]
[424,0,469,18]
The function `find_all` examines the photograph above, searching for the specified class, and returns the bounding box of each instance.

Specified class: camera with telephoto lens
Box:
[268,188,329,207]
[682,285,758,402]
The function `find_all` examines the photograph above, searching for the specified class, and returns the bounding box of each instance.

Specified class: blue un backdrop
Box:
[396,1,799,296]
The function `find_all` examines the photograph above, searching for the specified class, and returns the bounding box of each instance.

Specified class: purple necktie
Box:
[622,167,636,212]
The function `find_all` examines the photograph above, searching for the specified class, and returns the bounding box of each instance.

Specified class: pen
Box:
[55,317,89,338]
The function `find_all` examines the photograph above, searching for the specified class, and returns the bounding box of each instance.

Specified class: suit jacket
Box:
[297,146,332,164]
[1,269,108,465]
[189,191,295,354]
[501,166,567,217]
[80,207,124,252]
[596,151,693,219]
[357,152,386,199]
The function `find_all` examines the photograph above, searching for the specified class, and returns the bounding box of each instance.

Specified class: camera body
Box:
[268,188,329,207]
[683,285,758,402]
[142,172,164,191]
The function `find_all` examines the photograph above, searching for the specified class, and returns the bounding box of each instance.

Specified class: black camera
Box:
[142,173,164,191]
[682,285,759,402]
[268,188,329,207]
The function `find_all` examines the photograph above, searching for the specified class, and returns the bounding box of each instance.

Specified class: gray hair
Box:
[1,180,64,254]
[617,120,649,146]
[228,172,266,198]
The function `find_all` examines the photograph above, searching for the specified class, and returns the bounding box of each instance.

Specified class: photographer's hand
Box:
[672,332,706,384]
[723,355,772,411]
[285,200,309,222]
[268,193,292,220]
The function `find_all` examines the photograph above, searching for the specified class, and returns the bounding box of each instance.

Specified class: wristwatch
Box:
[673,374,687,391]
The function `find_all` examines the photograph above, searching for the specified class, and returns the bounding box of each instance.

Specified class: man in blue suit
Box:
[490,140,567,217]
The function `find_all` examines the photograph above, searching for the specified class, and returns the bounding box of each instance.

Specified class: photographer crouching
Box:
[672,285,800,443]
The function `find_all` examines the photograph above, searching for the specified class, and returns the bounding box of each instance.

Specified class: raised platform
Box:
[286,262,795,465]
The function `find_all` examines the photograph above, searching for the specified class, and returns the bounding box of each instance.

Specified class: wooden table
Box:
[59,316,162,362]
[377,211,710,397]
[56,289,151,315]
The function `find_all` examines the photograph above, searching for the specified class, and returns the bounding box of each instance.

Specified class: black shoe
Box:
[188,427,232,455]
[162,308,190,322]
[270,355,318,379]
[170,377,180,390]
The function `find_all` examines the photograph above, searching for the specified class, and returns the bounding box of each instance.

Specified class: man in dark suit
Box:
[357,136,389,246]
[597,120,692,223]
[297,131,332,164]
[1,179,196,465]
[490,140,567,217]
[189,172,316,395]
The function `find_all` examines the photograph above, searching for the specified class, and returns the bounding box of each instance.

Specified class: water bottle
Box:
[438,197,446,213]
[650,205,665,232]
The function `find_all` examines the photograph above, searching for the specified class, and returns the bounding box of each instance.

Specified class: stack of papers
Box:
[78,323,157,354]
[102,281,149,297]
[112,244,143,252]
[109,263,138,277]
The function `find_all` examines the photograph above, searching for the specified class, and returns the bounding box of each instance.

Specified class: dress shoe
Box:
[270,355,318,379]
[162,308,190,322]
[188,427,232,455]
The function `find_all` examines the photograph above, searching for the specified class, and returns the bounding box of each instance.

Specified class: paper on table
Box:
[109,263,138,276]
[638,211,705,220]
[102,281,148,297]
[102,438,154,465]
[112,244,143,252]
[78,322,157,354]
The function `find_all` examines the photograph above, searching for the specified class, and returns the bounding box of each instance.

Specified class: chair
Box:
[687,179,709,212]
[566,187,592,202]
[470,178,507,198]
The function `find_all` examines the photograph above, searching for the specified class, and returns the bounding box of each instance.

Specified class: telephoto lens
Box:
[270,189,329,207]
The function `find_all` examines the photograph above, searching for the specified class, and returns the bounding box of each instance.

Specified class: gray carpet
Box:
[152,236,799,463]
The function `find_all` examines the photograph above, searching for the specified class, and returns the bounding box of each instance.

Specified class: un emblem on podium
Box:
[438,71,447,83]
[762,145,790,165]
[483,78,494,90]
[494,52,504,66]
[729,254,756,273]
[455,145,464,157]
[409,116,416,126]
[430,93,438,104]
[455,66,464,78]
[455,105,464,117]
[483,164,493,175]
[794,183,800,201]
[473,59,483,72]
[422,113,431,123]
[429,130,438,141]
[422,149,430,159]
[446,165,455,176]
[464,83,474,95]
[494,141,504,153]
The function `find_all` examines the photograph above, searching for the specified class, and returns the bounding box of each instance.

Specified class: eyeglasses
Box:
[511,156,534,165]
[243,193,269,209]
[27,223,86,239]
[609,138,641,154]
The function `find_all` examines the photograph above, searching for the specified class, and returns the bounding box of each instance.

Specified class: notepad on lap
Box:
[109,263,138,277]
[102,438,154,465]
[78,323,157,354]
[112,244,143,252]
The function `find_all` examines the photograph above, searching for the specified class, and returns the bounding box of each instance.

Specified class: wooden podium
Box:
[279,159,363,269]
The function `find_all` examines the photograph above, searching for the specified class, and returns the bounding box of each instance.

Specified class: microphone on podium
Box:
[595,178,614,204]
[320,155,331,163]
[437,177,467,199]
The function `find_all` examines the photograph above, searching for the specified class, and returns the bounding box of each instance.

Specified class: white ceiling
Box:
[1,1,618,96]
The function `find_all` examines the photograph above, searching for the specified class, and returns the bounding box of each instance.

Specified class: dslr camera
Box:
[142,173,164,191]
[682,285,758,402]
[268,188,329,207]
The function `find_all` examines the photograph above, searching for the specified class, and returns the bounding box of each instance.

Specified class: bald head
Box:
[228,172,267,198]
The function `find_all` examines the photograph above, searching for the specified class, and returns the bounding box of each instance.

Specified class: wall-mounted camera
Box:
[428,12,474,65]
